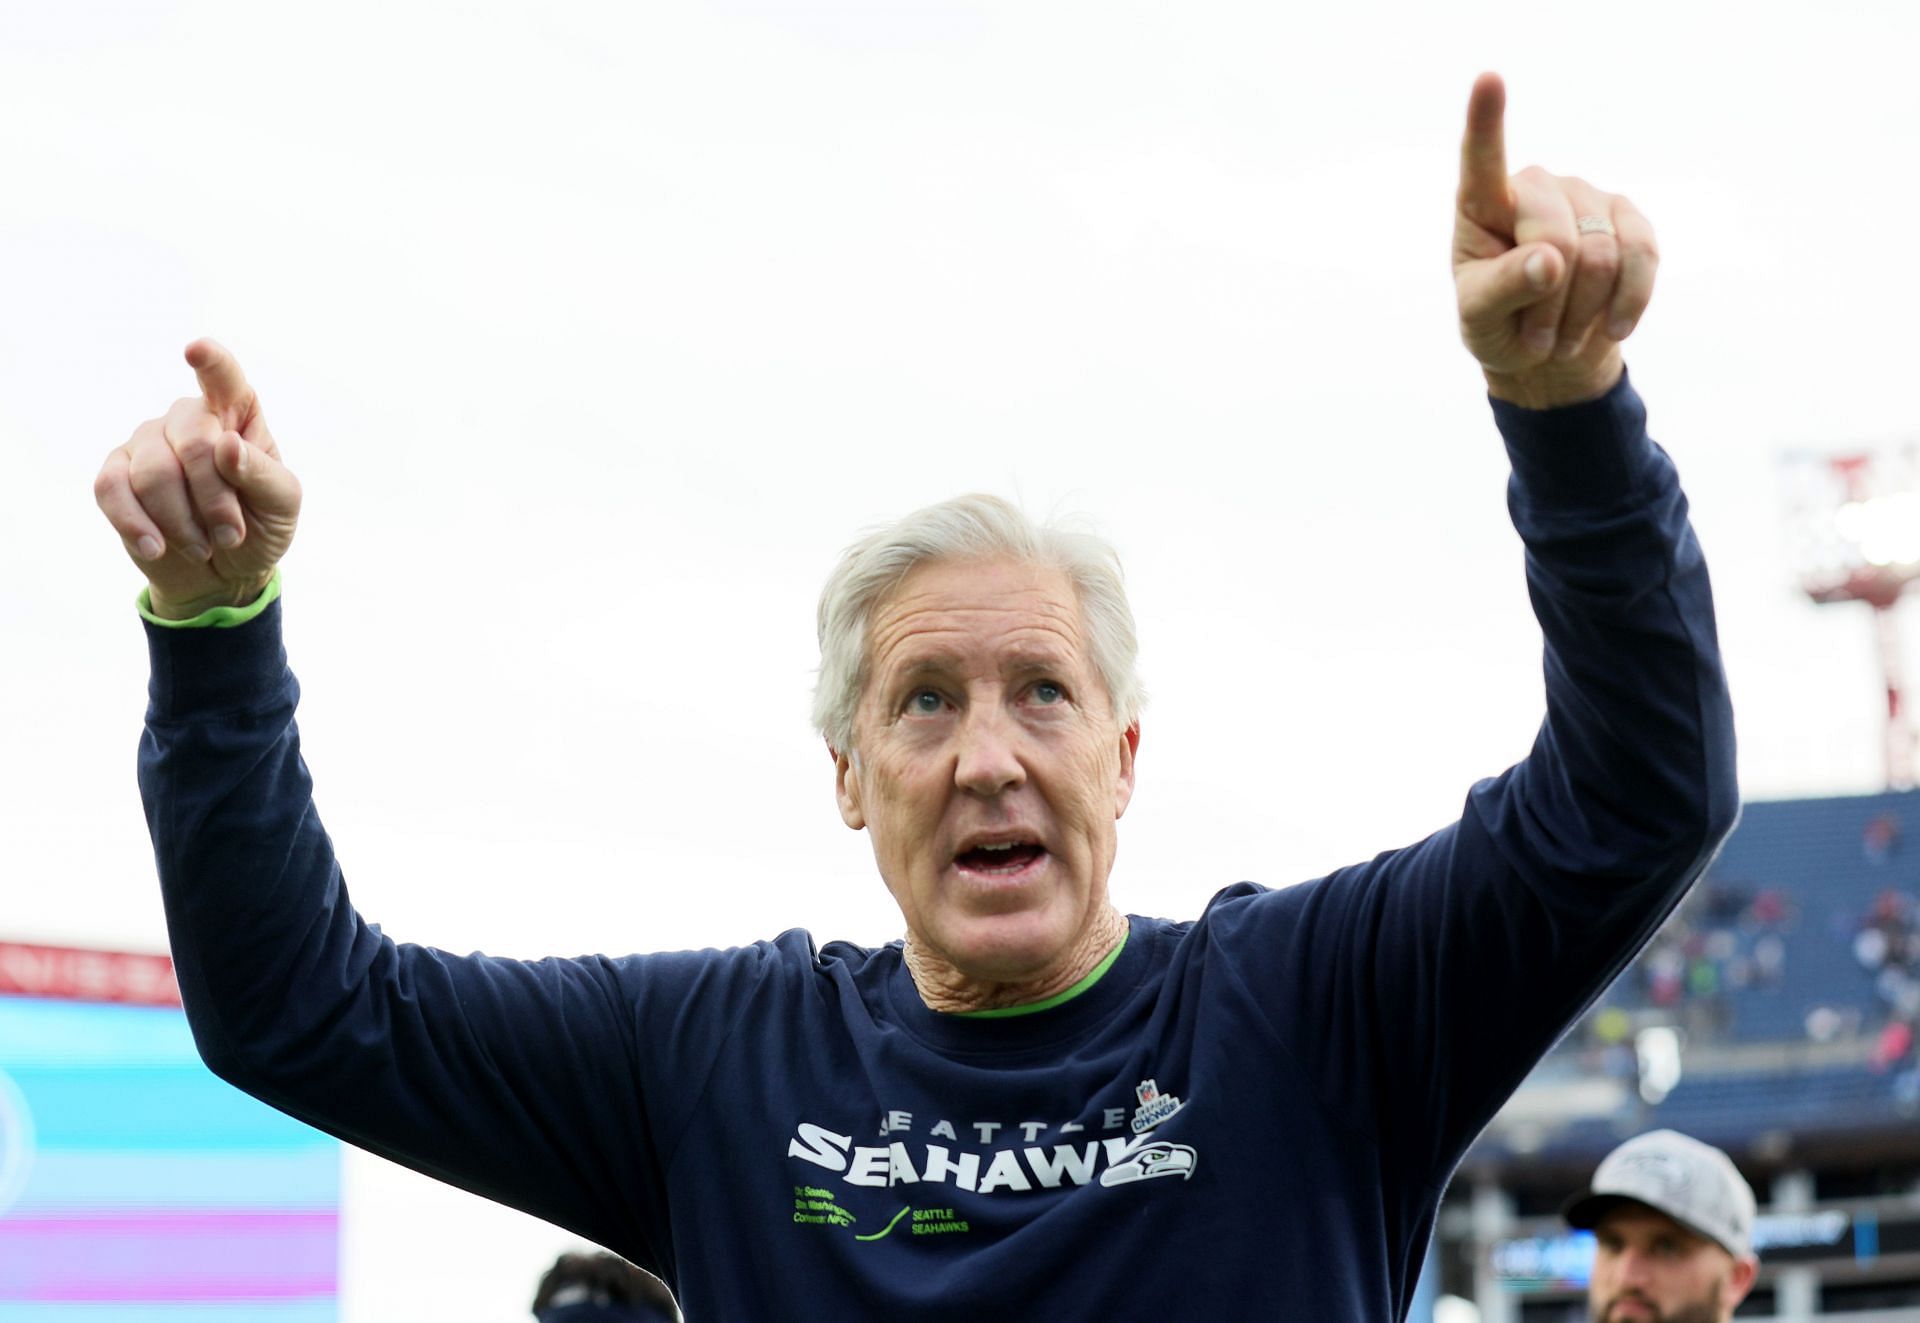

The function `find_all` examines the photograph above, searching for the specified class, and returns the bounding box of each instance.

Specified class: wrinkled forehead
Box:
[863,556,1090,680]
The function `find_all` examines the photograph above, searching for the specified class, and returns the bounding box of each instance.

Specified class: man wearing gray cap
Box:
[1564,1130,1760,1323]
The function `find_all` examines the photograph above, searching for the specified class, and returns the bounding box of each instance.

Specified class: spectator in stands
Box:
[1870,1017,1913,1073]
[1869,1014,1920,1110]
[1751,931,1785,988]
[532,1251,680,1323]
[1862,813,1901,865]
[1564,1129,1758,1323]
[1854,888,1920,1025]
[1748,888,1788,930]
[1865,888,1914,955]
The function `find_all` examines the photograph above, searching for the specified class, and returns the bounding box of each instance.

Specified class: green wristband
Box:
[137,570,283,629]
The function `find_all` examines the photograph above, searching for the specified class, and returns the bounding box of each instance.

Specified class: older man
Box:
[95,74,1735,1319]
[1566,1131,1760,1323]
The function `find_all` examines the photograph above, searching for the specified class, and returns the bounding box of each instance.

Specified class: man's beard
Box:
[1591,1279,1726,1323]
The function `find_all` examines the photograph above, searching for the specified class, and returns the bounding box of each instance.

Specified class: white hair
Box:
[812,493,1144,754]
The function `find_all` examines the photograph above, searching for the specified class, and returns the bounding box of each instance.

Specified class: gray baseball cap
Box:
[1563,1129,1757,1259]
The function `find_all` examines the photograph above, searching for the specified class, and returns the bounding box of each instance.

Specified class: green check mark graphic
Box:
[854,1204,912,1242]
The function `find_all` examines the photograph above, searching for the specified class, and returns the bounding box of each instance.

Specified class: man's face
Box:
[834,556,1137,983]
[1587,1204,1754,1323]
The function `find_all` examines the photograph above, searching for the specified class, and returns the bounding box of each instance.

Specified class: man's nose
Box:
[1612,1248,1654,1288]
[953,703,1026,796]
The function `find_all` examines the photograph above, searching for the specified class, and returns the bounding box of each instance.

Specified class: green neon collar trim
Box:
[137,570,282,629]
[950,928,1129,1019]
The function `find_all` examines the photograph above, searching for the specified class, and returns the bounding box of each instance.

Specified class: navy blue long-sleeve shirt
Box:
[139,374,1737,1319]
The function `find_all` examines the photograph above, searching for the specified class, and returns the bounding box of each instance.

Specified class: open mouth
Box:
[953,841,1049,877]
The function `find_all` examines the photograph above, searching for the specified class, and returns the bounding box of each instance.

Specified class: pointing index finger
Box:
[184,338,258,423]
[1458,72,1513,233]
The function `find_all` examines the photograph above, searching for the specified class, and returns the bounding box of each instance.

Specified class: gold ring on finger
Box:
[1575,215,1616,238]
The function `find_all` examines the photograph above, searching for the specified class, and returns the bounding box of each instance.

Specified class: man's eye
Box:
[1032,681,1064,705]
[908,690,945,715]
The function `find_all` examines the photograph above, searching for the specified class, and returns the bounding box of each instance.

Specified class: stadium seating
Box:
[1473,789,1920,1164]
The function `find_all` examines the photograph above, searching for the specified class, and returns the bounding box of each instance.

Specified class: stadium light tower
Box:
[1785,446,1920,789]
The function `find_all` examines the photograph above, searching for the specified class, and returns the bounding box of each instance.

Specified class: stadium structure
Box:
[1433,788,1920,1322]
[0,940,341,1319]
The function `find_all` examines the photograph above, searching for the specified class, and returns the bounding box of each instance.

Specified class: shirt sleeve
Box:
[137,600,774,1281]
[1204,370,1739,1191]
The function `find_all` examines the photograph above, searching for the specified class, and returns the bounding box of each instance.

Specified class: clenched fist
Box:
[1453,73,1658,409]
[95,340,302,619]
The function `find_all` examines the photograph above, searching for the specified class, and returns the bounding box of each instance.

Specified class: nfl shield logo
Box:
[1130,1077,1183,1134]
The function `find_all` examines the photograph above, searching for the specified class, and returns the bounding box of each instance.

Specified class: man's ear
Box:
[1725,1255,1759,1307]
[832,743,866,830]
[1114,721,1140,820]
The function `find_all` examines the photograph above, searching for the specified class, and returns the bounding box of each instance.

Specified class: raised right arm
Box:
[139,606,674,1263]
[100,345,740,1279]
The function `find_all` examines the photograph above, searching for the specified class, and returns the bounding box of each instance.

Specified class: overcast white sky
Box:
[4,1,1919,1318]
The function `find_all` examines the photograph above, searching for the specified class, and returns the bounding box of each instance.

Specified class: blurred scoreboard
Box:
[0,942,339,1321]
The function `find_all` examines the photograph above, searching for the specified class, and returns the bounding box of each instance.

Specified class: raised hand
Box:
[1453,73,1657,409]
[94,340,302,619]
